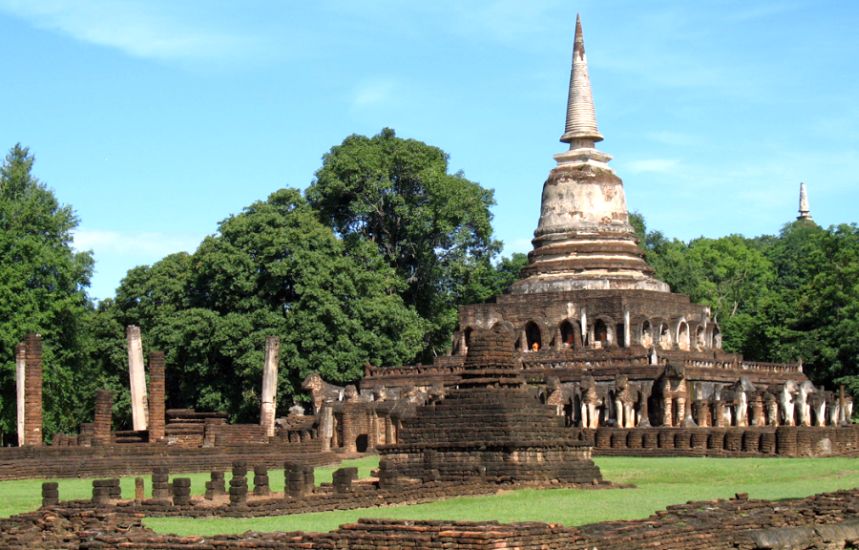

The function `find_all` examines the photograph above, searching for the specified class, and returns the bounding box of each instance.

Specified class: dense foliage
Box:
[0,145,98,440]
[632,212,859,391]
[306,129,501,360]
[102,188,428,421]
[1,136,858,439]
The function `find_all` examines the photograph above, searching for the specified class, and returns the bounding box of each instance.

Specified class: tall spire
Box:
[560,14,603,148]
[511,14,670,295]
[797,182,812,220]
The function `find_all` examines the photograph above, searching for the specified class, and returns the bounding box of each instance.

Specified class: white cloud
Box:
[0,0,262,61]
[73,229,202,258]
[625,158,680,174]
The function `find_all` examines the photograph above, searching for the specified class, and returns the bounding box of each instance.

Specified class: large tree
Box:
[635,211,859,401]
[761,221,859,388]
[108,188,426,421]
[306,129,500,358]
[0,144,96,441]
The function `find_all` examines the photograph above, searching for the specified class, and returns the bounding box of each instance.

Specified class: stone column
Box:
[752,395,766,427]
[580,310,588,346]
[260,336,280,438]
[341,408,356,453]
[623,309,631,348]
[16,342,26,447]
[319,405,333,452]
[93,389,113,446]
[126,326,148,431]
[694,400,709,427]
[384,415,394,445]
[713,400,726,428]
[148,351,166,442]
[24,334,44,446]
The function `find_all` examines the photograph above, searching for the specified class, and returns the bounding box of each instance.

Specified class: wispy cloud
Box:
[73,229,202,258]
[0,0,263,62]
[625,158,680,174]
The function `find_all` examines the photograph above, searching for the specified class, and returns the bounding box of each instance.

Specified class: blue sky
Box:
[2,1,858,300]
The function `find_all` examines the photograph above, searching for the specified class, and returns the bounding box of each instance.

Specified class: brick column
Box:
[341,408,356,453]
[694,400,710,427]
[93,389,113,446]
[148,351,166,442]
[713,401,726,428]
[384,416,394,444]
[367,410,377,450]
[24,334,43,446]
[15,342,26,446]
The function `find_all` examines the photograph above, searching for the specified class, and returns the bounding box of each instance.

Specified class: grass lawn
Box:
[3,455,858,535]
[144,456,859,535]
[0,456,377,520]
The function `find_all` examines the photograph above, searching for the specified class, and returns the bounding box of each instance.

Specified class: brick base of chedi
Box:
[378,323,602,488]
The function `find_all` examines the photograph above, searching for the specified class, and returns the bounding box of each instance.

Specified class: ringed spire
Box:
[798,182,813,220]
[560,14,603,148]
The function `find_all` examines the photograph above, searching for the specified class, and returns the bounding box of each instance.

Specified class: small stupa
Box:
[797,182,813,221]
[378,322,603,488]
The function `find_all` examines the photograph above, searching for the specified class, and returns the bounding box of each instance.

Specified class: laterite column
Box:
[24,334,44,446]
[93,389,113,446]
[148,351,166,442]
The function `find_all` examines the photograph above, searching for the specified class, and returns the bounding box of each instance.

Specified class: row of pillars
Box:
[91,349,167,444]
[16,327,279,446]
[15,328,168,446]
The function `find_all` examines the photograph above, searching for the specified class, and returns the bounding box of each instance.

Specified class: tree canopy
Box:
[306,128,501,359]
[104,188,426,421]
[0,144,97,439]
[2,138,858,439]
[635,212,859,393]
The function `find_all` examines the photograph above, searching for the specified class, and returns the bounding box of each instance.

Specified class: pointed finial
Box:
[798,182,812,220]
[560,14,603,148]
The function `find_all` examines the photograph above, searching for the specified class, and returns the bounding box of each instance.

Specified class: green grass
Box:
[0,456,377,520]
[144,456,859,535]
[4,455,858,536]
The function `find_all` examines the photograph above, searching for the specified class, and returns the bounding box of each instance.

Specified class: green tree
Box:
[0,144,96,441]
[680,236,775,355]
[762,221,859,388]
[306,128,500,359]
[632,213,776,357]
[109,188,426,420]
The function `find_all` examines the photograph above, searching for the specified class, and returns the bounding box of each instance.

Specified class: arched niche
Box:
[658,322,672,350]
[640,320,653,348]
[676,320,690,351]
[695,325,706,351]
[525,321,542,351]
[559,319,578,349]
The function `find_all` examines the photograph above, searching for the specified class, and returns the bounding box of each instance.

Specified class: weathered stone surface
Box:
[5,488,859,549]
